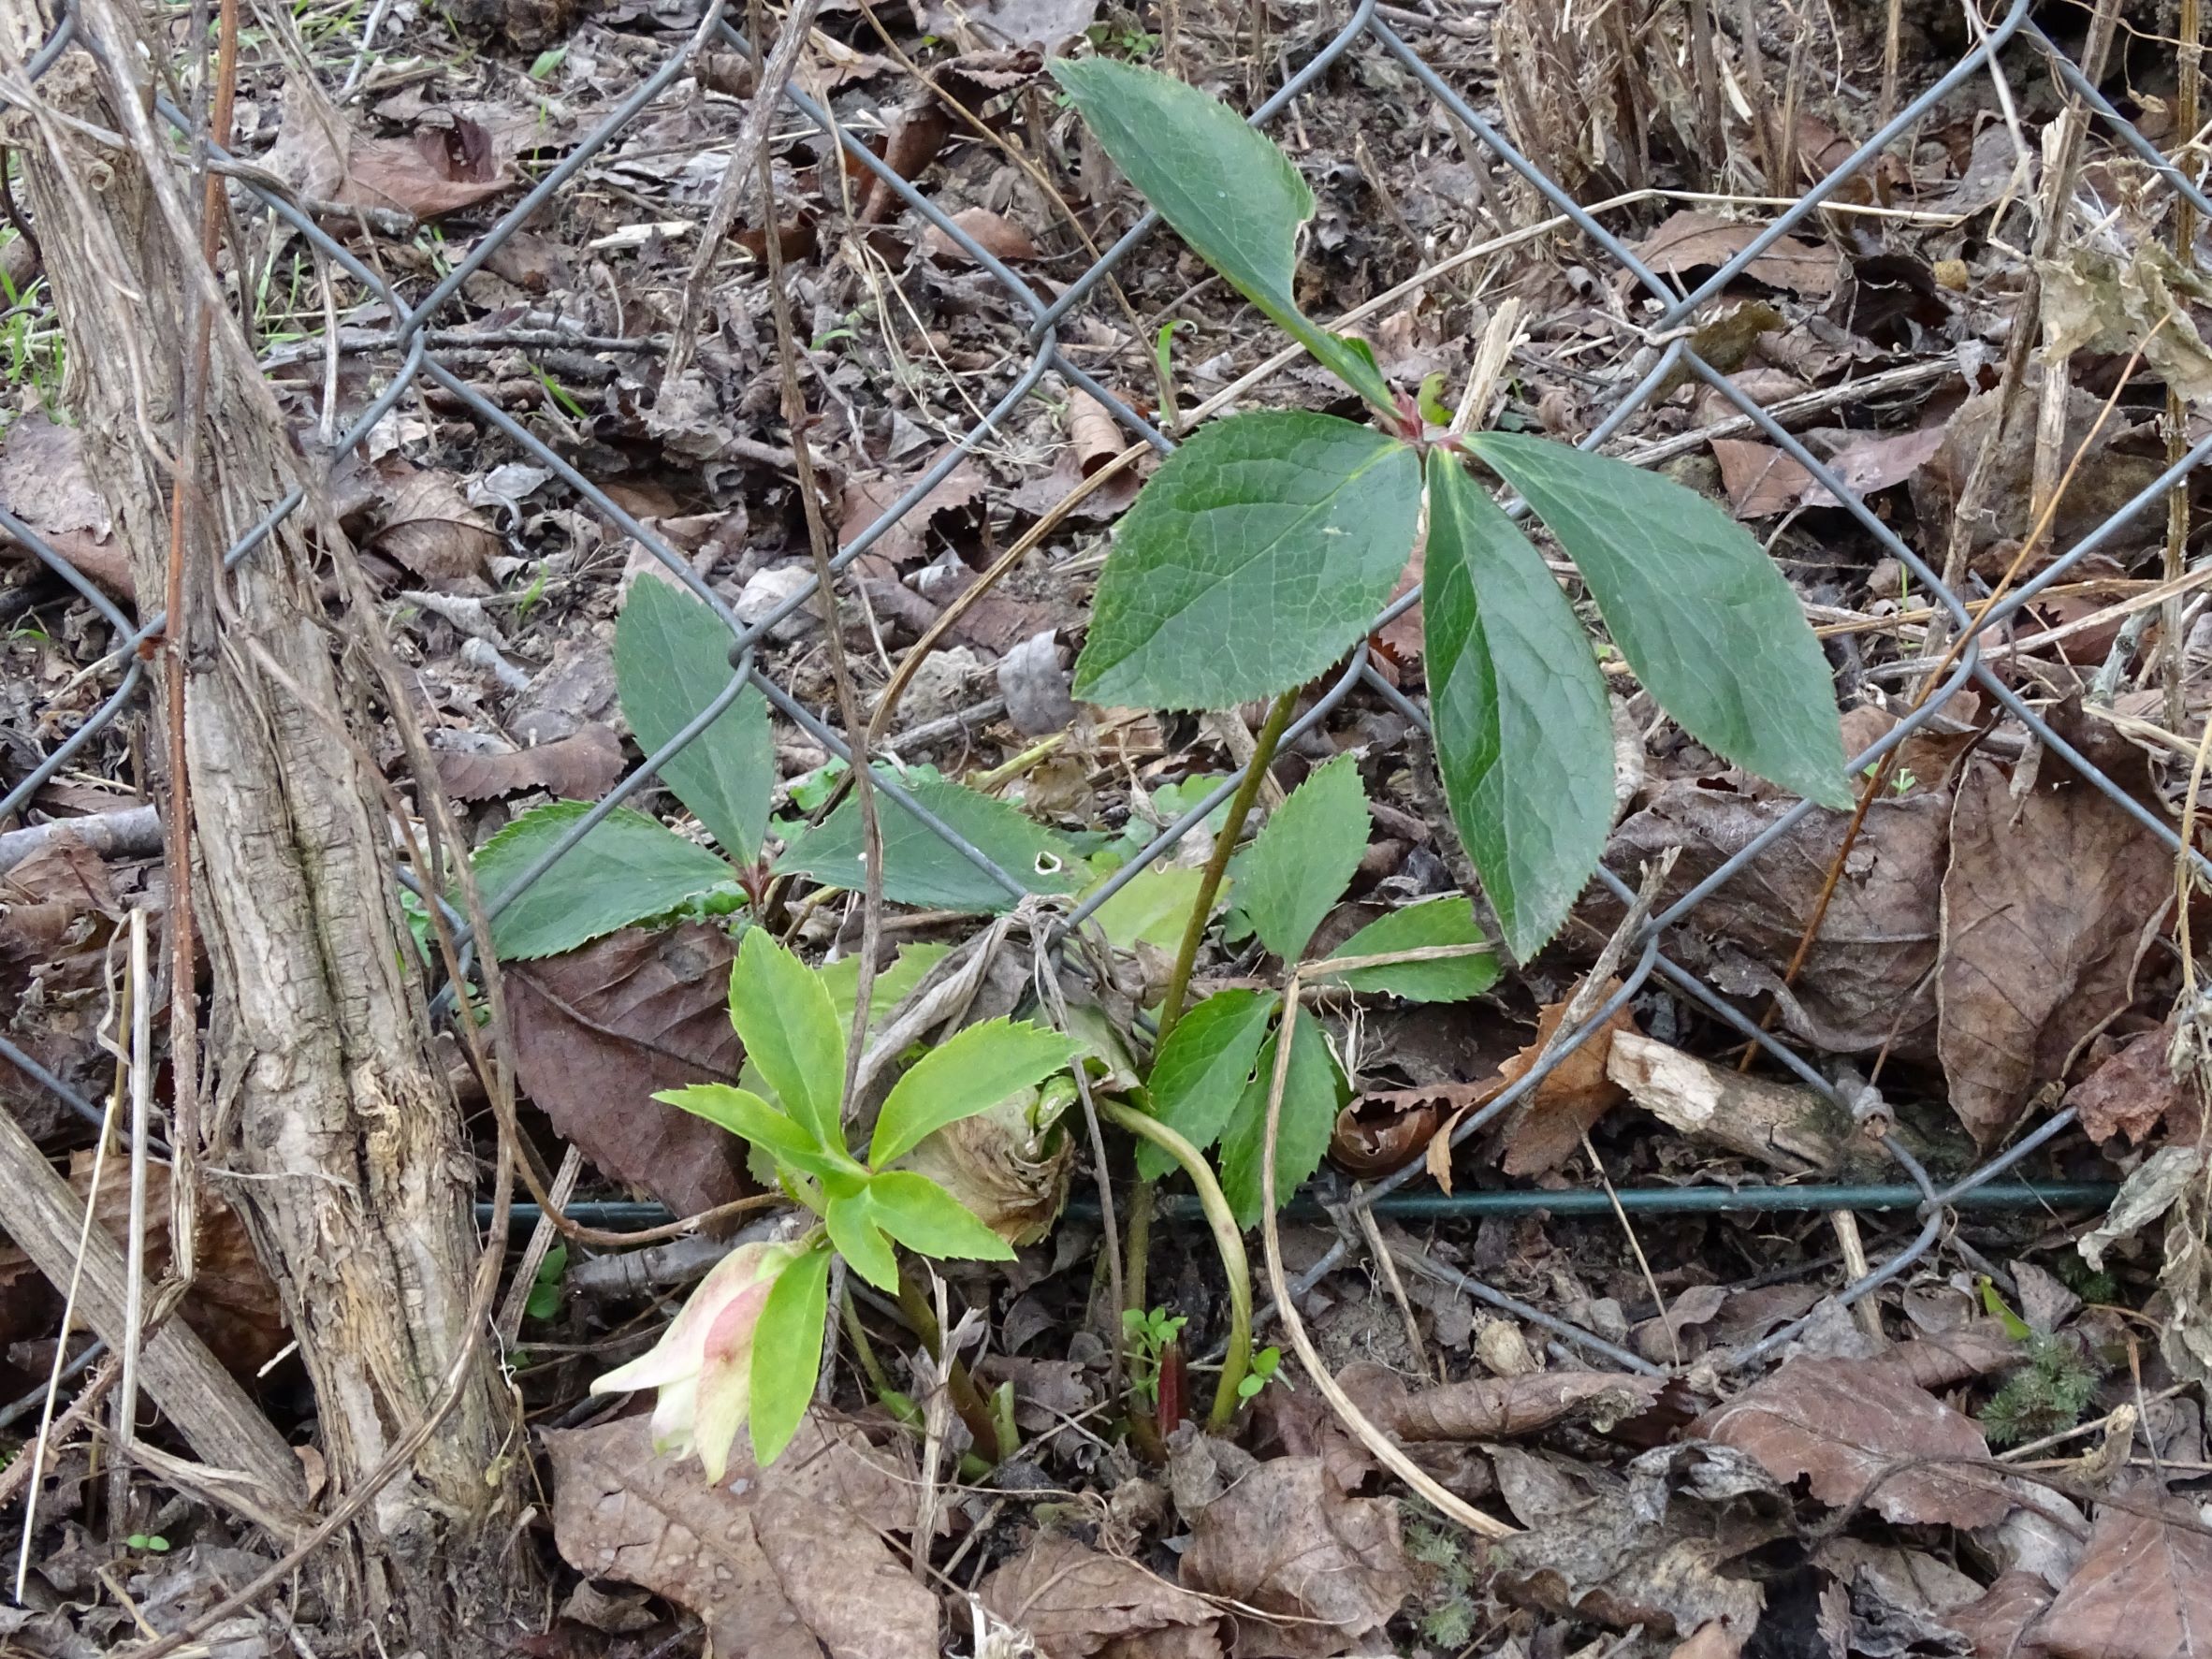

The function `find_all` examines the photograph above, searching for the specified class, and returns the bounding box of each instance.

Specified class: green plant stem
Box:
[1101,1100,1252,1431]
[840,1289,920,1427]
[895,1266,1012,1461]
[1155,687,1300,1049]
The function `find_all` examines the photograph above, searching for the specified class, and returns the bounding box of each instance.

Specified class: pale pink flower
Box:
[590,1239,798,1481]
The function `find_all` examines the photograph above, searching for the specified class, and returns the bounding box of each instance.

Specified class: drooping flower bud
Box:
[590,1239,799,1481]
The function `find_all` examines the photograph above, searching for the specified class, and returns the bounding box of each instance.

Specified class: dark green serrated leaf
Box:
[1049,58,1394,407]
[777,770,1075,913]
[1217,1016,1342,1227]
[471,801,733,961]
[729,930,847,1154]
[1072,412,1422,710]
[864,1170,1017,1264]
[1464,432,1851,810]
[1137,988,1279,1182]
[1320,896,1500,1002]
[749,1242,832,1464]
[1230,752,1369,963]
[869,1019,1077,1168]
[615,577,775,860]
[1423,451,1618,959]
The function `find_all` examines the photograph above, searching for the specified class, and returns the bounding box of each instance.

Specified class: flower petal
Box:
[590,1242,783,1397]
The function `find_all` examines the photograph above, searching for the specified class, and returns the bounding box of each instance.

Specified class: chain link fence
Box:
[0,0,2188,1375]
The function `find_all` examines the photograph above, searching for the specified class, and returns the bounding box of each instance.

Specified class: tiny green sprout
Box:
[529,362,589,421]
[1236,1345,1281,1400]
[529,44,568,79]
[523,1244,568,1322]
[127,1535,169,1553]
[1122,1304,1187,1407]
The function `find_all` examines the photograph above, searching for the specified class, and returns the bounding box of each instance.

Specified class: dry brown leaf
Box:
[924,205,1042,264]
[436,725,625,803]
[0,412,135,599]
[1328,1089,1443,1177]
[1179,1457,1407,1659]
[2065,1025,2202,1146]
[508,924,751,1218]
[1692,1359,2010,1529]
[1799,425,1946,507]
[1630,210,1841,296]
[1604,779,1947,1060]
[1944,1569,2053,1657]
[265,83,513,219]
[914,0,1099,47]
[1668,1623,1745,1659]
[1711,438,1812,519]
[368,460,502,578]
[1488,1443,1772,1643]
[1938,749,2171,1144]
[1068,390,1125,476]
[0,1155,289,1378]
[1492,980,1637,1177]
[546,1413,935,1659]
[2030,1485,2212,1657]
[1339,1361,1664,1440]
[978,1532,1221,1657]
[900,1091,1072,1246]
[838,452,987,565]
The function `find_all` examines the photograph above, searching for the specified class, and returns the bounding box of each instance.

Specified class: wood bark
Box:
[2,3,536,1647]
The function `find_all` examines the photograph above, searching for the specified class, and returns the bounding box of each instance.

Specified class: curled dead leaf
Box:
[435,724,625,803]
[924,206,1042,264]
[899,1085,1072,1246]
[1330,1089,1443,1177]
[1629,210,1841,297]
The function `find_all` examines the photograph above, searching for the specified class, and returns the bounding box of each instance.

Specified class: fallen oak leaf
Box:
[2030,1480,2212,1658]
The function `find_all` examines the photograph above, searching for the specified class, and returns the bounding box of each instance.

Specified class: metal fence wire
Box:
[0,0,2190,1376]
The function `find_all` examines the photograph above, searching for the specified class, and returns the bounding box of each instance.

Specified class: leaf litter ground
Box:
[7,0,2212,1656]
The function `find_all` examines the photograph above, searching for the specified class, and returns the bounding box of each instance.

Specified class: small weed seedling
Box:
[593,929,1075,1474]
[1122,1304,1187,1408]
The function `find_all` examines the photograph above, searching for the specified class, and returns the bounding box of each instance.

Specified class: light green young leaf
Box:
[1072,412,1422,710]
[823,1190,900,1290]
[869,1018,1078,1168]
[1423,451,1617,959]
[1463,432,1851,810]
[863,1171,1017,1264]
[730,930,847,1154]
[655,1084,850,1181]
[615,577,776,861]
[1230,752,1369,964]
[777,770,1076,912]
[1319,896,1500,1002]
[818,941,951,1037]
[1137,988,1279,1182]
[1088,865,1219,952]
[1217,1016,1343,1228]
[1049,57,1395,408]
[749,1241,832,1464]
[471,801,733,961]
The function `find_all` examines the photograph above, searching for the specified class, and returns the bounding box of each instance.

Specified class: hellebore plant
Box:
[589,1239,801,1481]
[594,928,1076,1470]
